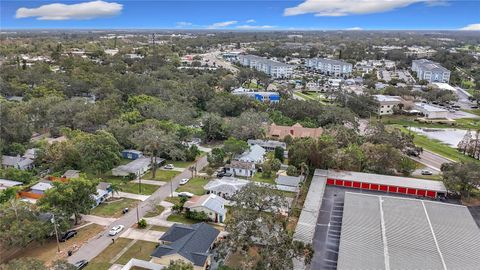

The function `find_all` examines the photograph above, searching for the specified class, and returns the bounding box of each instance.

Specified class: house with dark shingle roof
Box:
[151,223,219,269]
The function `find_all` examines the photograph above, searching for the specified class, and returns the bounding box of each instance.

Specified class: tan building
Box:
[267,123,323,140]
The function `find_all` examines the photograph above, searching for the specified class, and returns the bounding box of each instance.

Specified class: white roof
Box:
[293,170,327,243]
[0,179,23,188]
[337,192,480,270]
[237,145,266,163]
[326,170,447,192]
[414,103,449,113]
[373,95,402,103]
[204,177,249,195]
[30,181,53,191]
[432,82,456,92]
[186,194,227,215]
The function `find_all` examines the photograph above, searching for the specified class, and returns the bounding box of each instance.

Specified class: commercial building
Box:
[237,54,293,78]
[305,58,353,77]
[412,59,451,83]
[414,103,449,119]
[267,123,323,140]
[337,192,480,270]
[373,95,405,115]
[232,88,280,103]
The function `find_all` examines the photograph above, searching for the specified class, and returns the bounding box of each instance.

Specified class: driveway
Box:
[82,215,117,226]
[114,192,149,201]
[120,228,164,242]
[68,156,209,263]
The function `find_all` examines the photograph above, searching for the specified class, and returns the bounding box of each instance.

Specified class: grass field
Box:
[86,173,158,195]
[251,173,276,185]
[143,170,180,181]
[381,115,480,130]
[164,196,181,204]
[85,238,131,270]
[144,205,165,218]
[176,177,210,195]
[149,225,170,232]
[165,160,195,168]
[15,224,104,266]
[167,213,198,224]
[91,198,140,218]
[116,240,158,265]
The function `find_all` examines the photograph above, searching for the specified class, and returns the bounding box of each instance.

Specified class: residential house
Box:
[184,194,227,223]
[306,58,353,77]
[23,148,38,160]
[0,179,23,191]
[62,170,80,179]
[224,160,256,177]
[267,123,323,140]
[93,182,112,206]
[247,139,286,151]
[412,59,450,83]
[121,149,144,160]
[151,223,219,270]
[275,174,304,192]
[236,145,266,164]
[112,157,164,177]
[204,177,249,198]
[373,95,405,115]
[1,155,34,170]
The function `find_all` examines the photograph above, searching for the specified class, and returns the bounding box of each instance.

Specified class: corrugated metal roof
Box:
[337,193,480,270]
[293,169,327,244]
[326,170,447,193]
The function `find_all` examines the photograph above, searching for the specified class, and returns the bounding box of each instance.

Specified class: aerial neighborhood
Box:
[1,1,480,270]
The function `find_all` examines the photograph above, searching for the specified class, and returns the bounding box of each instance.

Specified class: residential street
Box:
[67,155,209,264]
[410,149,454,171]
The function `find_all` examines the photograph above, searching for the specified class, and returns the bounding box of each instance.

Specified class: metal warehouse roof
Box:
[337,193,480,270]
[293,169,327,244]
[326,170,447,193]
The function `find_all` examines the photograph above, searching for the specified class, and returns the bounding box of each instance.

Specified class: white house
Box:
[225,161,256,177]
[204,177,249,198]
[414,103,449,119]
[236,145,266,164]
[112,157,164,177]
[184,194,227,223]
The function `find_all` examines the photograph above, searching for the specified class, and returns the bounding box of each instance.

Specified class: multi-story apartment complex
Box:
[411,59,450,83]
[237,54,293,78]
[305,58,353,77]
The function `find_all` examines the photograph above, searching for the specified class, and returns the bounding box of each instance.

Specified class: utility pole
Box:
[170,180,173,198]
[51,214,60,253]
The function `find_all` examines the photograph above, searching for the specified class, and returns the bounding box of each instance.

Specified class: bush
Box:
[137,218,147,229]
[185,210,210,222]
[274,147,285,162]
[286,165,298,176]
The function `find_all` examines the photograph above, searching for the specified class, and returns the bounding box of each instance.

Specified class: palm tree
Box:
[109,182,121,197]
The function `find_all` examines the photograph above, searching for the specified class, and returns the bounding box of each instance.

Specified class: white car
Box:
[421,170,433,175]
[177,192,194,198]
[108,225,124,236]
[179,178,190,185]
[164,164,174,170]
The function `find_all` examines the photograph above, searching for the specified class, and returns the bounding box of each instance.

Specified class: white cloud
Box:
[176,21,193,27]
[236,25,275,29]
[246,19,256,23]
[346,27,363,30]
[207,20,238,29]
[284,0,443,17]
[460,23,480,31]
[16,0,122,20]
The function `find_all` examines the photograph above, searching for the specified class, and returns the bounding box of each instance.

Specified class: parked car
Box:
[421,170,433,175]
[471,106,479,109]
[108,225,124,236]
[178,192,194,198]
[179,178,190,185]
[59,230,77,242]
[216,172,232,178]
[73,260,88,269]
[164,164,174,170]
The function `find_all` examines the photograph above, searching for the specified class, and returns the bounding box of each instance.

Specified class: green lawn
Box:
[251,173,276,185]
[149,225,170,232]
[121,182,159,195]
[116,240,158,265]
[465,109,480,117]
[380,115,480,130]
[144,205,165,218]
[176,177,210,195]
[167,213,198,224]
[164,196,181,204]
[85,238,132,270]
[91,198,140,218]
[143,170,180,181]
[165,160,195,168]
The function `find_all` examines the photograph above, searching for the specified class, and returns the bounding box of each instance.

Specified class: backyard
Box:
[251,173,276,185]
[176,177,210,195]
[167,213,198,224]
[115,240,158,265]
[91,198,140,218]
[143,170,180,181]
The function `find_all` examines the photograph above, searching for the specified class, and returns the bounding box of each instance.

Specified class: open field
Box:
[91,198,140,218]
[143,170,180,181]
[176,177,210,195]
[116,240,158,265]
[251,173,276,185]
[167,213,198,224]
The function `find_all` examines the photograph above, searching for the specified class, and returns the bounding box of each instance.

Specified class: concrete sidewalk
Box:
[115,192,149,201]
[131,179,166,186]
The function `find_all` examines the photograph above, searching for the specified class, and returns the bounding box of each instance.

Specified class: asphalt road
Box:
[410,149,453,172]
[67,156,209,264]
[202,52,239,73]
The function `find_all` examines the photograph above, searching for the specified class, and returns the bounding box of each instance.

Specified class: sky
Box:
[1,0,480,30]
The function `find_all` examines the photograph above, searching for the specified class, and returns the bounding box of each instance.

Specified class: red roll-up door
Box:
[398,187,407,194]
[426,191,436,198]
[327,179,334,185]
[370,184,379,190]
[344,181,352,187]
[335,179,344,186]
[352,182,361,188]
[379,185,388,192]
[388,186,397,193]
[407,188,417,195]
[361,183,370,189]
[417,190,426,197]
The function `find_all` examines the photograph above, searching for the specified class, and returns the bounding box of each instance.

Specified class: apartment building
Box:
[411,59,450,83]
[305,58,353,77]
[237,54,293,78]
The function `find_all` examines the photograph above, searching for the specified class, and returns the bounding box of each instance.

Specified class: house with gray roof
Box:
[184,194,227,223]
[236,144,266,164]
[247,139,286,151]
[0,179,23,191]
[204,177,249,198]
[275,174,304,192]
[111,157,164,177]
[224,160,256,177]
[151,223,219,269]
[1,155,34,170]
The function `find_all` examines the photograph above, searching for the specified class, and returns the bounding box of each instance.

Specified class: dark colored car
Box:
[73,260,88,269]
[60,230,77,242]
[216,172,232,178]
